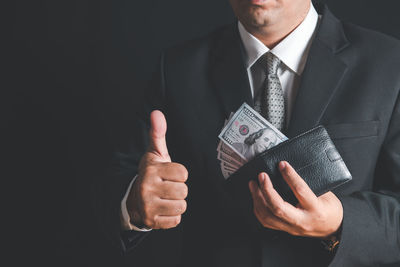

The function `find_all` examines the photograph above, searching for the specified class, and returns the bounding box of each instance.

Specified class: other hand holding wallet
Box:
[217,103,352,226]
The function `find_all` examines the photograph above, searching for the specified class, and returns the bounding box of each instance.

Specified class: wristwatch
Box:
[321,234,340,252]
[321,225,342,252]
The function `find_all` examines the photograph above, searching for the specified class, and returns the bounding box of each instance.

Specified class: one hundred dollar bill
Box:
[218,103,288,161]
[217,141,247,165]
[217,114,243,178]
[217,150,243,168]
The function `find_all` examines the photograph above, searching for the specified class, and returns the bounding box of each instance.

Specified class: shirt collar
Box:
[238,3,319,75]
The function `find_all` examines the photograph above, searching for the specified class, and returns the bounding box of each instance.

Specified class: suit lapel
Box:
[286,6,350,138]
[210,23,253,119]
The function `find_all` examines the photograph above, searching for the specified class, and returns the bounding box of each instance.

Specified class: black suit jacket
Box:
[94,5,400,267]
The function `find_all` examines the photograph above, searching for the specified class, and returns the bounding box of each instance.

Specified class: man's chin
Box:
[240,8,270,28]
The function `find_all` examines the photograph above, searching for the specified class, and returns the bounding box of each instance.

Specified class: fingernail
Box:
[279,161,286,170]
[258,173,265,184]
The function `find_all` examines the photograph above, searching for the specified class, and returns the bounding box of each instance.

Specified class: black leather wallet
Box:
[225,126,352,219]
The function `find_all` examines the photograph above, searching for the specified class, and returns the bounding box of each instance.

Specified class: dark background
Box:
[3,0,399,266]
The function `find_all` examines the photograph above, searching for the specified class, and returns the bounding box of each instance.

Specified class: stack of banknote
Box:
[217,103,288,179]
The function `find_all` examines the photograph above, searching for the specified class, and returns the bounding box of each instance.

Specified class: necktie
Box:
[260,52,285,131]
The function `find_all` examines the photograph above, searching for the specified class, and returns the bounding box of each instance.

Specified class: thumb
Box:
[148,110,170,160]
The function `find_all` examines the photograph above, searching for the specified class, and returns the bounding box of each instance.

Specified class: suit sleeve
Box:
[92,53,166,253]
[330,91,400,266]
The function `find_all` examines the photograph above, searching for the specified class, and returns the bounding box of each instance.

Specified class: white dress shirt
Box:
[121,4,320,231]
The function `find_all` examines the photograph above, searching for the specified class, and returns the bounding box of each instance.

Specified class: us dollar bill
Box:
[217,141,247,165]
[217,114,244,178]
[218,103,288,161]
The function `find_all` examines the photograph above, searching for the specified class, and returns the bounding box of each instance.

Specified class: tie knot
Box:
[266,52,280,75]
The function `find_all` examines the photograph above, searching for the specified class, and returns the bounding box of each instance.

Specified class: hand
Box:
[249,161,343,238]
[126,110,188,229]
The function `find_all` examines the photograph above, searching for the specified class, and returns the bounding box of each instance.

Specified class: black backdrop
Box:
[4,0,399,266]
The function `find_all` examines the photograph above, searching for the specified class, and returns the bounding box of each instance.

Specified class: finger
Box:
[249,180,295,233]
[249,179,274,222]
[154,215,181,229]
[249,180,267,211]
[148,110,170,160]
[258,173,302,223]
[279,161,318,209]
[250,180,288,222]
[157,199,187,216]
[255,207,294,233]
[159,162,188,182]
[158,181,188,200]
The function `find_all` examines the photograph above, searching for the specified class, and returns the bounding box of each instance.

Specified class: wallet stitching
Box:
[295,156,345,176]
[294,155,324,173]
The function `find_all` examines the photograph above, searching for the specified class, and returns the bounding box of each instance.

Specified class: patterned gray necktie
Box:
[260,52,285,131]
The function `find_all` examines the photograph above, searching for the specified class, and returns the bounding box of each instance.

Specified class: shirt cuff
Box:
[120,175,152,232]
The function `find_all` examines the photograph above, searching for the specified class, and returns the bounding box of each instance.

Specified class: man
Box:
[95,0,400,266]
[232,128,278,160]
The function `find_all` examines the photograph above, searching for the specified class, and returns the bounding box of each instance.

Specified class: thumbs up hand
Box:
[126,110,189,229]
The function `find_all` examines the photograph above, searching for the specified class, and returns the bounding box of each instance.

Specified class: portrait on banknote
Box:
[231,128,278,160]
